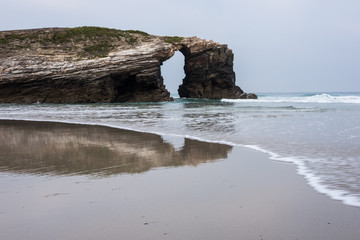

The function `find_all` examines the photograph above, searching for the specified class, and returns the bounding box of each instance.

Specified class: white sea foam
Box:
[222,93,360,104]
[240,144,360,208]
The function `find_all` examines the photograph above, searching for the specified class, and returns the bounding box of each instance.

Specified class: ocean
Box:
[1,92,359,208]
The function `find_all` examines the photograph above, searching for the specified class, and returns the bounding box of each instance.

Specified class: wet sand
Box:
[0,120,359,240]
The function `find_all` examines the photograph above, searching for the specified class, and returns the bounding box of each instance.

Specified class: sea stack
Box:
[0,27,257,103]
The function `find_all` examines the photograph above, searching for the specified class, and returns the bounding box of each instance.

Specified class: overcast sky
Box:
[2,0,360,93]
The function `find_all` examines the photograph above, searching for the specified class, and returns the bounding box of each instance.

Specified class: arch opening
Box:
[161,50,185,98]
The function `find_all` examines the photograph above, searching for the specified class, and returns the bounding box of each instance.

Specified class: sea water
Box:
[0,92,359,207]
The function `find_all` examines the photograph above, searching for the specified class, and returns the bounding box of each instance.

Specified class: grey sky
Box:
[2,0,360,93]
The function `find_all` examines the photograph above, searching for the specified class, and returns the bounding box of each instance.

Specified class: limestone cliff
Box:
[0,27,256,103]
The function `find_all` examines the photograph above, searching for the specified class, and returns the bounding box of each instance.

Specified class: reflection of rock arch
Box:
[0,120,233,176]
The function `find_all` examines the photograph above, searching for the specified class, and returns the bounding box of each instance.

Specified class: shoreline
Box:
[1,119,360,239]
[1,118,359,208]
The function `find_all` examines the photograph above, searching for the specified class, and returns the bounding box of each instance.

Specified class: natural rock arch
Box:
[170,37,249,99]
[0,28,256,103]
[160,51,185,95]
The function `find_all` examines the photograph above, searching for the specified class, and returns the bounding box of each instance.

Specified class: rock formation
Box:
[174,38,256,99]
[0,27,256,103]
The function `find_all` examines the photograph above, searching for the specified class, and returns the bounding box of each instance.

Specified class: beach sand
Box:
[0,120,359,240]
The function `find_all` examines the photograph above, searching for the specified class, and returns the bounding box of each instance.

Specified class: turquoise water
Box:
[1,92,360,207]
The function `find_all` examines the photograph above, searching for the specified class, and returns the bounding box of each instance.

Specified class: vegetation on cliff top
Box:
[50,27,149,44]
[162,36,184,44]
[0,27,152,59]
[0,27,185,59]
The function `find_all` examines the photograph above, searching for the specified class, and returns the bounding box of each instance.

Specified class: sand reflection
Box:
[0,120,232,176]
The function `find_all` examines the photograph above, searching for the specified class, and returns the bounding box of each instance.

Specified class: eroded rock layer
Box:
[0,27,256,103]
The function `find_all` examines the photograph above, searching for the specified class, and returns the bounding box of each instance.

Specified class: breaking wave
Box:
[222,93,360,104]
